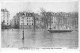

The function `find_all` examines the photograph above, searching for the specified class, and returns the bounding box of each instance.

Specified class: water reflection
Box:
[1,29,78,48]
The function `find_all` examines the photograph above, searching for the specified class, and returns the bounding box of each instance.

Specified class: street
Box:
[1,29,78,48]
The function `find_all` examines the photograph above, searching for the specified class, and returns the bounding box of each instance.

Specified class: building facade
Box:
[19,12,34,29]
[48,12,73,30]
[1,9,10,26]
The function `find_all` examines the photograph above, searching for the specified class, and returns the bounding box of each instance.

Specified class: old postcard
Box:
[1,1,78,49]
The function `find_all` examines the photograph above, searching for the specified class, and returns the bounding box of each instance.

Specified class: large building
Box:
[48,12,73,30]
[1,9,10,26]
[19,12,34,29]
[48,16,58,30]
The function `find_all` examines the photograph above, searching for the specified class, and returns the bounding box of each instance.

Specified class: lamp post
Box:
[22,16,24,40]
[33,13,35,31]
[22,13,25,42]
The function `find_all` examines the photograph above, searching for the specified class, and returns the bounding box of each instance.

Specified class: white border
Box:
[0,0,80,53]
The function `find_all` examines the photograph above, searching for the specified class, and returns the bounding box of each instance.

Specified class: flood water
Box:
[1,29,78,48]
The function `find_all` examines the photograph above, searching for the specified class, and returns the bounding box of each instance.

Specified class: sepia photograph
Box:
[1,1,78,49]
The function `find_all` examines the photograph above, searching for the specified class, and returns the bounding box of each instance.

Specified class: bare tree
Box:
[40,8,52,29]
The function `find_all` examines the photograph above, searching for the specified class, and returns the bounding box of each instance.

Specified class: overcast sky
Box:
[1,2,78,19]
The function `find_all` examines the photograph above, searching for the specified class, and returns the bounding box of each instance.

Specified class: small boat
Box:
[48,25,73,33]
[48,29,73,33]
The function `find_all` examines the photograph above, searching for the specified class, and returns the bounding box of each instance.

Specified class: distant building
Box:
[48,16,58,30]
[48,12,73,30]
[35,14,41,29]
[1,9,10,26]
[19,12,34,29]
[51,17,58,29]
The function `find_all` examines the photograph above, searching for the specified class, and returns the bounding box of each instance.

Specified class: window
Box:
[32,23,33,25]
[7,23,8,25]
[26,13,28,16]
[27,23,28,25]
[27,20,28,22]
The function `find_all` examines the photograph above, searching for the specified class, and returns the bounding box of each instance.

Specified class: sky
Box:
[1,1,78,20]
